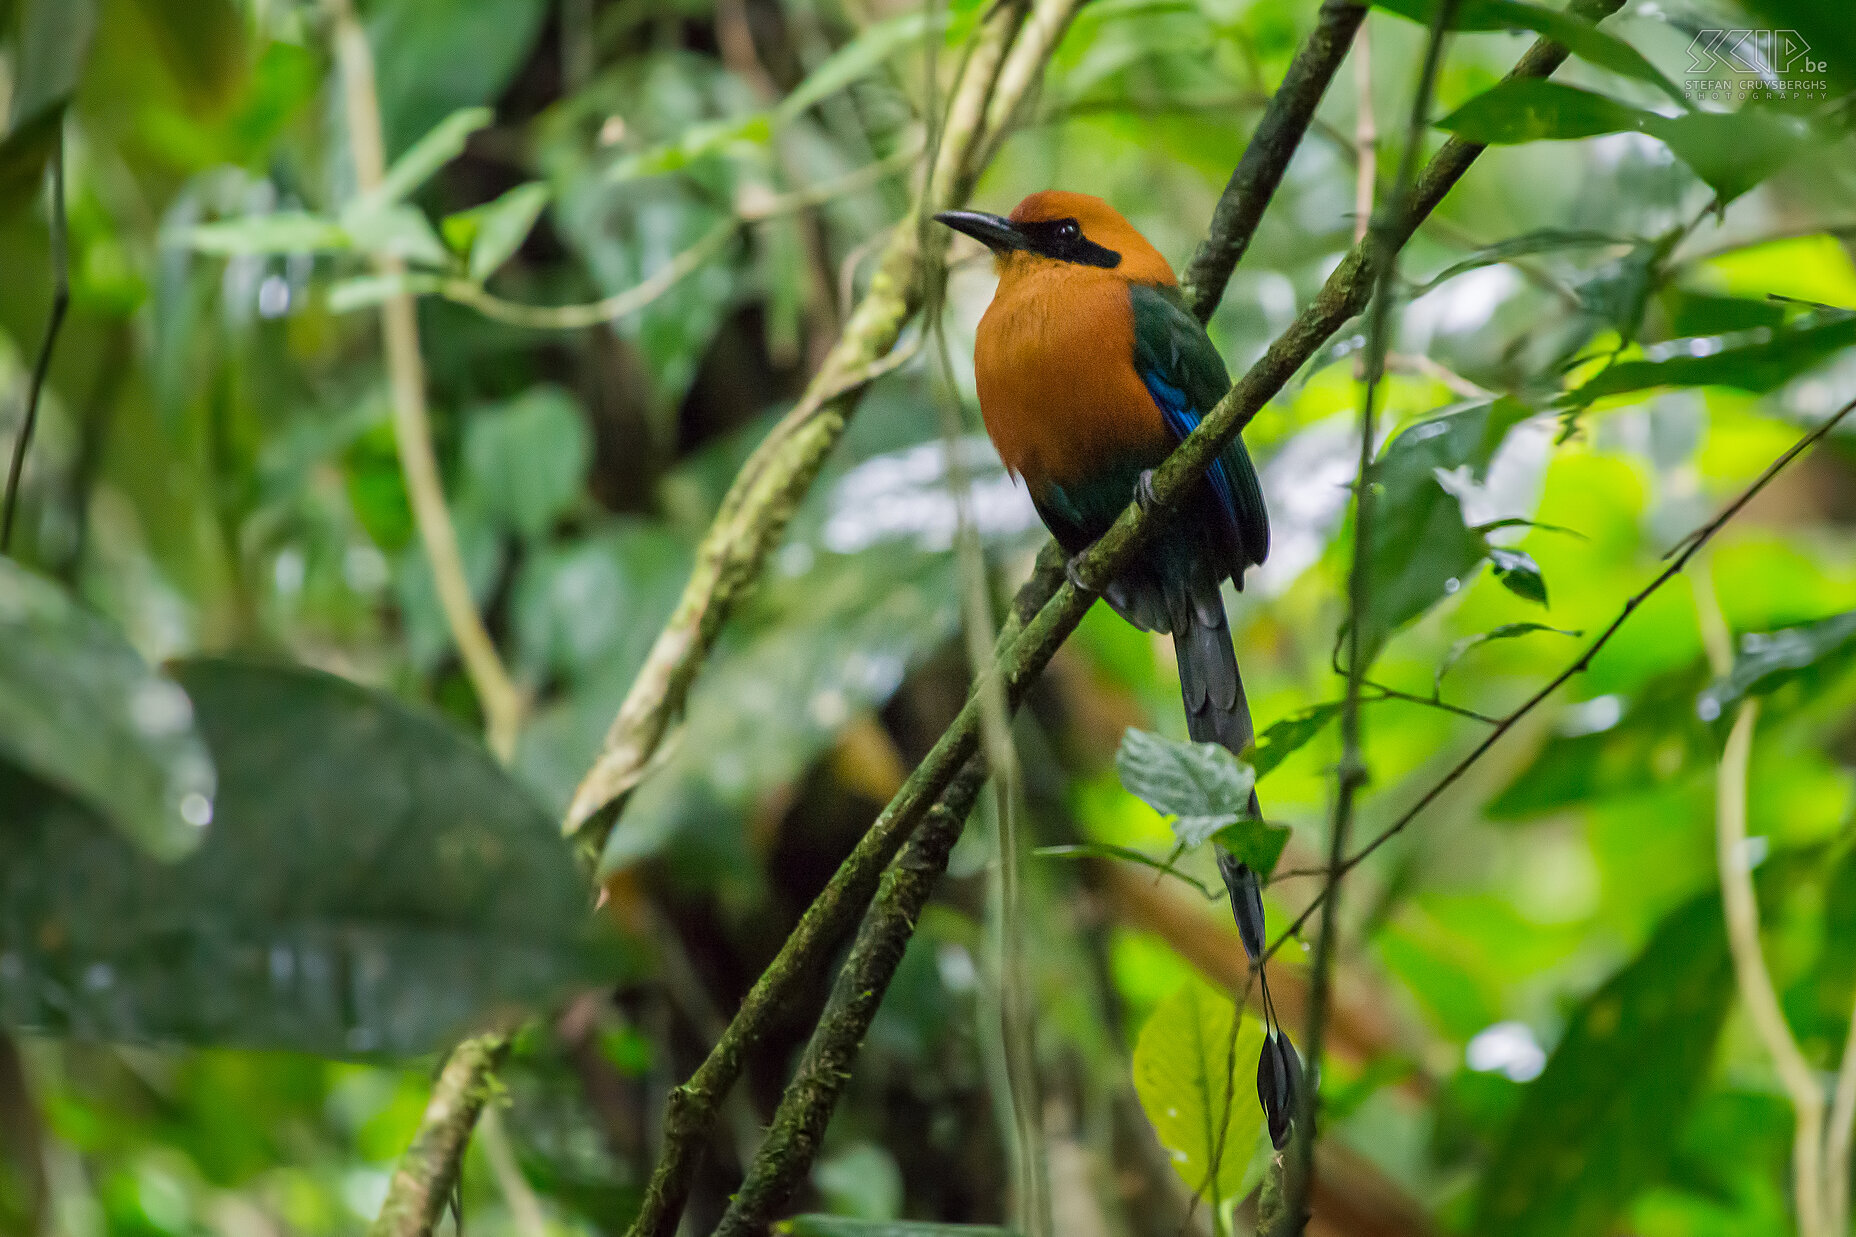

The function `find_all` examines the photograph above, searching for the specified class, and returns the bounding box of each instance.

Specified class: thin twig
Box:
[477,1107,548,1237]
[1262,393,1856,958]
[1,126,68,556]
[1283,3,1458,1230]
[328,0,526,761]
[1351,19,1374,247]
[1827,990,1856,1233]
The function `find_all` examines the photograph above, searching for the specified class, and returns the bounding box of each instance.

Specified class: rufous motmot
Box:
[936,190,1301,1148]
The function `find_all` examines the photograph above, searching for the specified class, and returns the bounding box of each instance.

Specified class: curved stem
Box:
[329,0,525,760]
[1,125,68,556]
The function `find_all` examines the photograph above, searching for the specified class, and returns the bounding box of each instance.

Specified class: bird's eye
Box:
[1057,220,1079,240]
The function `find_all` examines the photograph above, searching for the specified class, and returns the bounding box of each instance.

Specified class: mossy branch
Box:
[367,1032,513,1237]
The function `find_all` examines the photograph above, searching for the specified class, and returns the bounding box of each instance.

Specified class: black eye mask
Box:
[1015,217,1122,269]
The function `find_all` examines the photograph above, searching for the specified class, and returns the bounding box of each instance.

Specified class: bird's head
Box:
[934,191,1175,286]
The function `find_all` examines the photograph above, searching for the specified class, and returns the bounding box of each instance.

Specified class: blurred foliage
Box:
[1,0,1855,1233]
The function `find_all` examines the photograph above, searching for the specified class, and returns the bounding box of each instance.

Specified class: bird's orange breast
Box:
[973,264,1171,498]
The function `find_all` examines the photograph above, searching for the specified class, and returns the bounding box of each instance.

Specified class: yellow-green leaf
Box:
[1131,980,1268,1206]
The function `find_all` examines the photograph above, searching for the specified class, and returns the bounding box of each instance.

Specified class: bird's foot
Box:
[1065,553,1099,595]
[1134,469,1160,513]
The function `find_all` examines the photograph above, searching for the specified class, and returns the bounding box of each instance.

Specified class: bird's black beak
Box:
[934,210,1024,253]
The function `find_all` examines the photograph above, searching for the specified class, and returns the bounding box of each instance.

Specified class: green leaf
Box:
[443,181,551,281]
[1131,981,1268,1206]
[366,0,545,158]
[1362,398,1534,663]
[1033,844,1221,900]
[1472,893,1733,1236]
[1698,610,1856,719]
[1641,109,1812,205]
[130,0,247,106]
[1562,315,1856,406]
[0,561,215,861]
[775,11,940,122]
[326,271,443,312]
[1411,228,1627,297]
[355,105,493,214]
[604,114,774,185]
[778,1220,1016,1237]
[1435,622,1581,695]
[0,659,627,1057]
[1243,702,1342,780]
[12,0,96,126]
[1115,728,1257,848]
[463,387,591,540]
[1436,81,1810,203]
[0,106,62,221]
[182,211,352,257]
[1488,547,1548,606]
[1376,0,1687,107]
[1212,819,1292,880]
[339,202,451,268]
[1435,79,1650,144]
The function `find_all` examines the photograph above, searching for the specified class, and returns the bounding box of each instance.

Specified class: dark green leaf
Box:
[1212,819,1292,880]
[0,560,214,861]
[1472,893,1733,1236]
[1562,315,1856,406]
[0,106,61,221]
[1376,0,1686,106]
[1490,665,1713,818]
[0,659,626,1057]
[1115,728,1257,847]
[1435,79,1650,144]
[1488,547,1548,605]
[1435,622,1581,694]
[1410,228,1628,297]
[463,386,591,541]
[1362,398,1534,662]
[367,0,546,158]
[11,0,95,126]
[129,0,246,106]
[1698,610,1856,719]
[1243,702,1342,780]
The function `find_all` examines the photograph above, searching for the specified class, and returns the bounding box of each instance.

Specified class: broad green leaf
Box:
[0,107,62,220]
[130,0,247,106]
[1361,398,1534,663]
[463,387,591,540]
[1376,0,1686,106]
[1490,665,1713,818]
[182,211,351,257]
[443,181,551,281]
[1489,547,1548,606]
[1641,109,1811,205]
[1436,81,1809,203]
[1472,893,1733,1236]
[1435,622,1580,694]
[604,114,774,184]
[1115,728,1257,847]
[1696,233,1856,314]
[1213,819,1292,880]
[367,0,546,158]
[1131,981,1268,1206]
[0,659,626,1057]
[1698,610,1856,719]
[355,105,493,214]
[1411,228,1627,297]
[1244,702,1342,780]
[779,1220,1016,1237]
[0,561,214,861]
[1435,79,1650,144]
[12,0,96,126]
[1562,315,1856,406]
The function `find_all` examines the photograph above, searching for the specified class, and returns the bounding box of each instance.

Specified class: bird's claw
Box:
[1134,469,1160,513]
[1065,553,1099,595]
